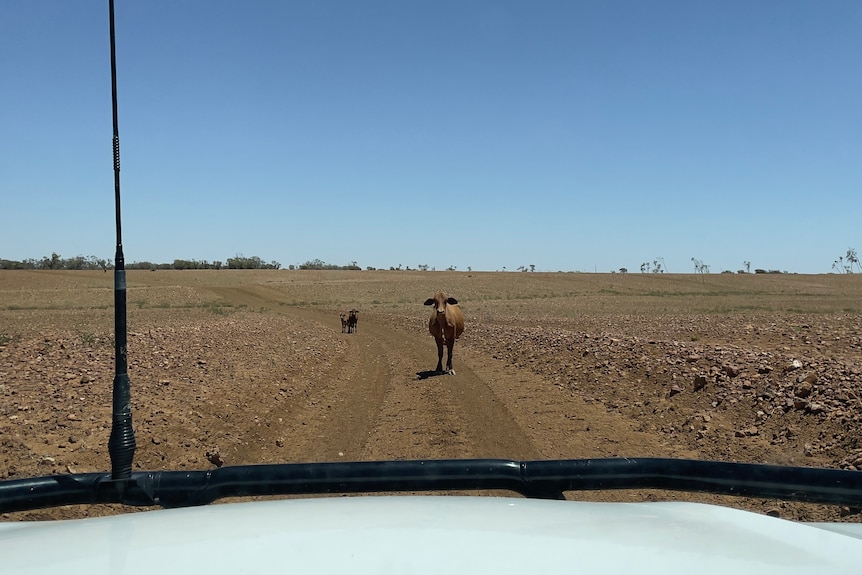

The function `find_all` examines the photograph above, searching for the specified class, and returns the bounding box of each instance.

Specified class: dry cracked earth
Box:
[1,270,861,523]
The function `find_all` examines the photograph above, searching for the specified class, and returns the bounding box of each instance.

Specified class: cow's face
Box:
[424,292,458,314]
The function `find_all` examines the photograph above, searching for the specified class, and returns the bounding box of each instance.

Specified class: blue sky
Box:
[2,1,860,273]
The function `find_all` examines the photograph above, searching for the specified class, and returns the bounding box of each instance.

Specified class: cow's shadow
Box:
[415,370,450,380]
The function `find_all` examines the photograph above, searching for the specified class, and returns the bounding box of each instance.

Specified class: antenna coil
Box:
[113,135,120,171]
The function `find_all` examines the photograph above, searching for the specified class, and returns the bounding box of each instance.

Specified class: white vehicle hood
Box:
[1,496,861,574]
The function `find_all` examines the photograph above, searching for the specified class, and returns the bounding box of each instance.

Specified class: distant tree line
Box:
[0,253,280,271]
[296,259,361,270]
[130,259,222,270]
[1,253,109,271]
[11,251,857,274]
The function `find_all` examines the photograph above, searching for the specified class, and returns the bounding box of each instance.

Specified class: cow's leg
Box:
[434,336,444,373]
[445,339,455,374]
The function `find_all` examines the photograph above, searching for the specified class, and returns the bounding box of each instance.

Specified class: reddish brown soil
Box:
[1,270,861,522]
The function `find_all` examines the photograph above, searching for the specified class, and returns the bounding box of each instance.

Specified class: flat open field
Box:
[2,270,861,522]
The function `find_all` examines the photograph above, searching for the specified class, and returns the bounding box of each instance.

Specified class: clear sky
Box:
[2,1,860,273]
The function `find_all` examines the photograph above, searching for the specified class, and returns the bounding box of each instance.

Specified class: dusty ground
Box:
[1,270,861,522]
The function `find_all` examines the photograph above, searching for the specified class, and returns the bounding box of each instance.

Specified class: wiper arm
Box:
[2,457,861,514]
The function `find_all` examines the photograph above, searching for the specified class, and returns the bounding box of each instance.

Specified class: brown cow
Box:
[424,291,465,374]
[340,313,349,333]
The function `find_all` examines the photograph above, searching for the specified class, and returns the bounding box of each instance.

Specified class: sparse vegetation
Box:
[691,258,710,283]
[833,248,861,274]
[204,302,231,315]
[0,333,20,346]
[640,257,666,274]
[79,331,98,346]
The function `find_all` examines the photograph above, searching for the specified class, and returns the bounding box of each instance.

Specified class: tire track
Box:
[356,316,541,462]
[205,286,388,463]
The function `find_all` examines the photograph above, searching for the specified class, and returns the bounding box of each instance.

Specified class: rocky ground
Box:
[468,314,862,472]
[1,271,861,523]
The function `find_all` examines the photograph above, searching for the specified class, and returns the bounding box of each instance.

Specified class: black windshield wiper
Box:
[2,457,861,514]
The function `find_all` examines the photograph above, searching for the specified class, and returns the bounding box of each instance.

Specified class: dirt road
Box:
[204,285,542,464]
[205,285,669,467]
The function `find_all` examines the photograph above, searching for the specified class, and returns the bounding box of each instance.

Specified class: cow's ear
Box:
[447,297,458,305]
[424,299,435,306]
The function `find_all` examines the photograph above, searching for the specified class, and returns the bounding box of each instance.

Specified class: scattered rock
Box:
[838,506,861,517]
[795,381,814,398]
[786,359,803,371]
[805,402,826,415]
[722,365,741,378]
[206,449,224,467]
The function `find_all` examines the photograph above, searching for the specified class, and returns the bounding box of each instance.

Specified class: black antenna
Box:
[107,0,136,481]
